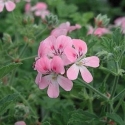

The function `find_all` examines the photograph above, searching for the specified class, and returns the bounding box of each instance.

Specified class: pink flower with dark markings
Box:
[37,35,73,65]
[0,0,16,12]
[51,22,81,37]
[35,56,73,98]
[65,39,99,83]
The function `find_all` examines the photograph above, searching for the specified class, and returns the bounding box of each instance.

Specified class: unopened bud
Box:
[95,14,110,27]
[14,103,29,119]
[45,13,58,28]
[22,15,34,25]
[2,33,12,43]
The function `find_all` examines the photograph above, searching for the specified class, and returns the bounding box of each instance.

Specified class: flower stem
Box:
[110,61,119,99]
[78,78,108,101]
[10,86,38,119]
[21,55,37,61]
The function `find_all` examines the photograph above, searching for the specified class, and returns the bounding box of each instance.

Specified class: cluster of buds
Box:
[95,14,110,27]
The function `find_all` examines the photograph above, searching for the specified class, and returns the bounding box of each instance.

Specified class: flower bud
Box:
[22,15,34,25]
[2,33,12,43]
[95,14,110,27]
[14,103,29,119]
[45,13,58,28]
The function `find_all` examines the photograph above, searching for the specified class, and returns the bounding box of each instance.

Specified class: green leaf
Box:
[42,121,51,125]
[57,2,77,17]
[0,63,21,79]
[106,113,125,125]
[0,93,19,115]
[68,109,99,125]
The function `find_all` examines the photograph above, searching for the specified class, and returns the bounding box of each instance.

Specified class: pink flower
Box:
[31,2,49,19]
[0,0,16,12]
[34,10,49,19]
[25,3,31,13]
[31,2,47,10]
[87,26,110,36]
[114,17,125,33]
[65,39,100,83]
[35,56,73,98]
[37,35,72,65]
[14,121,26,125]
[51,22,81,37]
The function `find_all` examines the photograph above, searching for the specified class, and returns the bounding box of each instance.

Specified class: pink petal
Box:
[5,1,16,12]
[94,28,110,36]
[47,80,59,98]
[38,42,47,58]
[55,35,72,50]
[64,47,77,62]
[51,28,68,38]
[51,56,65,74]
[67,64,79,80]
[57,75,73,91]
[61,54,71,66]
[39,75,50,89]
[59,22,70,29]
[35,2,47,10]
[68,24,81,32]
[82,56,100,68]
[87,25,94,35]
[35,73,42,85]
[80,66,93,83]
[73,39,87,55]
[38,35,56,57]
[25,3,31,13]
[0,2,4,12]
[35,56,51,74]
[40,10,49,19]
[14,121,26,125]
[34,10,41,16]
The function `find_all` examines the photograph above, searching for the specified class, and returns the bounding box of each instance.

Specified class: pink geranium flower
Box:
[31,2,49,19]
[14,121,26,125]
[0,0,16,12]
[87,26,110,37]
[114,17,125,33]
[35,56,73,98]
[64,39,99,83]
[37,35,73,65]
[51,22,81,37]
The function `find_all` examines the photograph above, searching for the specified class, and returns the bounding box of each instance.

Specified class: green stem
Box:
[113,88,125,102]
[35,26,48,38]
[9,69,16,86]
[99,66,117,76]
[21,55,37,61]
[19,43,28,58]
[78,78,108,101]
[10,86,37,119]
[114,97,123,112]
[110,61,119,99]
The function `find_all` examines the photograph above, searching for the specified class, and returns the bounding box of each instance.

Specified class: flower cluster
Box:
[25,2,49,19]
[34,35,100,98]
